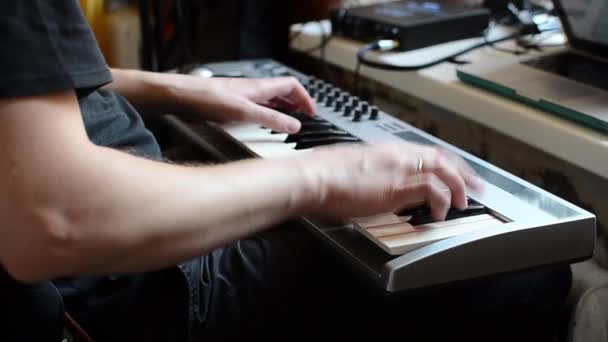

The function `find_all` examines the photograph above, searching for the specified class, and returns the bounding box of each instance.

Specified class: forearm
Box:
[105,68,316,134]
[5,142,317,282]
[104,68,186,117]
[86,151,310,266]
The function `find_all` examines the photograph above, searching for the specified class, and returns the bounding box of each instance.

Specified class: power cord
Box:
[356,23,547,71]
[291,21,337,85]
[353,19,558,94]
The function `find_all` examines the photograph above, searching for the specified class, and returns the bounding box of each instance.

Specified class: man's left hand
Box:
[172,76,317,134]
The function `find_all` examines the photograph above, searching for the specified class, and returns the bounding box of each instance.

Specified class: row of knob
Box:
[303,77,380,121]
[278,111,362,149]
[253,64,381,122]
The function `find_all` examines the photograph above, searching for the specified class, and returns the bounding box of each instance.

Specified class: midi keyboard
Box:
[164,59,596,293]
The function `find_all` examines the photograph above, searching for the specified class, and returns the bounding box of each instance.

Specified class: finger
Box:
[400,173,451,222]
[240,102,301,134]
[438,149,484,193]
[420,151,468,210]
[267,97,299,112]
[253,77,317,117]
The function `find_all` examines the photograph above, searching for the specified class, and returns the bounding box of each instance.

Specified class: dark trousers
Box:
[68,222,574,342]
[0,267,66,341]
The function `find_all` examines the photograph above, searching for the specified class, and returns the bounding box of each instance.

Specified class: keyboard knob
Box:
[353,110,363,122]
[361,103,369,113]
[334,101,343,112]
[344,105,352,117]
[370,107,379,120]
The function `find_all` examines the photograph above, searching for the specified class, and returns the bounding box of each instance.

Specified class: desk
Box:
[289,21,608,178]
[287,20,608,269]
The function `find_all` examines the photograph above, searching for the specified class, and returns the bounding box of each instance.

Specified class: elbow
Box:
[2,206,80,284]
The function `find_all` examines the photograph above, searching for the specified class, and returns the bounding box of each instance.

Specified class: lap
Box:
[188,222,573,341]
[87,221,572,342]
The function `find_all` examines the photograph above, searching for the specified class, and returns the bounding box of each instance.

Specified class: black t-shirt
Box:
[0,1,169,338]
[0,1,161,158]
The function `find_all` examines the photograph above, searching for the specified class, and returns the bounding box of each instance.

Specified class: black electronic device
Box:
[330,0,491,51]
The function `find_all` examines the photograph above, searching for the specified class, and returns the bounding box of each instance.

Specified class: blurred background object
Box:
[79,0,110,62]
[82,0,532,72]
[80,0,401,71]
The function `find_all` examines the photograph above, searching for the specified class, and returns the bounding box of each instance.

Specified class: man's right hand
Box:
[296,141,484,222]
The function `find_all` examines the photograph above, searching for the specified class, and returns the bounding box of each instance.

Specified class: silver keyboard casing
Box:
[167,59,596,293]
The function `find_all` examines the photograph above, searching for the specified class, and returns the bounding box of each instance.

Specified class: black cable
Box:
[292,21,336,84]
[357,30,528,72]
[175,0,193,63]
[352,23,558,97]
[354,57,362,96]
[484,28,530,55]
[355,0,562,72]
[138,0,156,71]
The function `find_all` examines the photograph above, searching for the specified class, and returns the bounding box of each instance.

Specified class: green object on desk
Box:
[456,69,608,135]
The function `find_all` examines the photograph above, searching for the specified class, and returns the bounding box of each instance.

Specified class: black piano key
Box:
[300,121,336,131]
[285,129,352,143]
[397,205,432,220]
[270,121,335,135]
[397,198,488,226]
[286,112,326,122]
[295,136,362,150]
[442,205,488,221]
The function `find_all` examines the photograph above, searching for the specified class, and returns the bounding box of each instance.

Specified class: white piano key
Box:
[221,123,277,141]
[355,212,496,241]
[240,131,288,143]
[220,123,259,136]
[244,142,298,158]
[366,222,417,238]
[378,214,503,255]
[351,213,406,229]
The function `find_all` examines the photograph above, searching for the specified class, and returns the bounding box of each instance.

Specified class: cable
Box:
[352,21,558,97]
[356,29,534,72]
[291,21,336,84]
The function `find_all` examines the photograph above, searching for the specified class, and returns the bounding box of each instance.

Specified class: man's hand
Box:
[107,69,317,134]
[297,141,484,222]
[175,76,317,134]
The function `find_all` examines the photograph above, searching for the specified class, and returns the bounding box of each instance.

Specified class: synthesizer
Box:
[165,59,596,293]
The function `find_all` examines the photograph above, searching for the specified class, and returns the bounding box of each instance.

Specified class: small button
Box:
[370,107,379,120]
[334,101,343,112]
[343,105,352,117]
[361,103,369,113]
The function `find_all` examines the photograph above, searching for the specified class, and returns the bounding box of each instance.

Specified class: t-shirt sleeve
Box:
[0,0,113,98]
